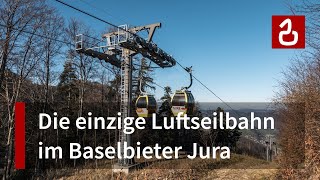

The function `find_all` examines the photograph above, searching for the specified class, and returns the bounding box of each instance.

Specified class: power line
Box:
[81,34,104,43]
[175,59,241,116]
[0,23,121,77]
[54,1,175,70]
[54,0,137,37]
[0,24,73,46]
[0,22,169,97]
[55,0,116,27]
[153,81,166,90]
[78,0,129,24]
[54,0,156,42]
[0,24,167,89]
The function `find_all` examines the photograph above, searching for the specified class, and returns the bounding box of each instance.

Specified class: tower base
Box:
[112,163,140,174]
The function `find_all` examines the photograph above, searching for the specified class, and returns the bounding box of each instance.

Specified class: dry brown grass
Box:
[46,154,277,180]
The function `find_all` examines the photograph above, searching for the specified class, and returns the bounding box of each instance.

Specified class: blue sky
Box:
[51,0,303,102]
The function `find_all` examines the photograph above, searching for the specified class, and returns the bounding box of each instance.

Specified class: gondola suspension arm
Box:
[183,66,193,90]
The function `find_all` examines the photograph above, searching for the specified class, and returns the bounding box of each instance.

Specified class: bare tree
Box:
[32,6,65,174]
[65,18,99,118]
[275,46,320,179]
[2,21,44,180]
[0,0,65,178]
[275,1,320,178]
[64,18,101,167]
[0,0,47,92]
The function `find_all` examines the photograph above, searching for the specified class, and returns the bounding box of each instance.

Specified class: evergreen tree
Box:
[159,86,172,117]
[134,57,155,98]
[155,86,175,147]
[214,107,241,148]
[57,58,79,114]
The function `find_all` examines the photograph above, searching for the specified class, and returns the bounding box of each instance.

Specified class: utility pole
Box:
[75,23,176,173]
[265,134,275,161]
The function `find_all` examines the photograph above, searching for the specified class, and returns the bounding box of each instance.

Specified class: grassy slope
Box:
[49,154,278,179]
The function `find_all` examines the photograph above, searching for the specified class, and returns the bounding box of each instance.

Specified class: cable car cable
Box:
[55,0,142,39]
[78,0,129,25]
[0,24,74,46]
[0,23,167,92]
[53,0,242,116]
[175,60,241,117]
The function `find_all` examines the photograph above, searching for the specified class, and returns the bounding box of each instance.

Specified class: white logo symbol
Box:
[279,18,298,46]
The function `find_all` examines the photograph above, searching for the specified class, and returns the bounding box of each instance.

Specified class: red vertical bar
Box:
[15,102,25,169]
